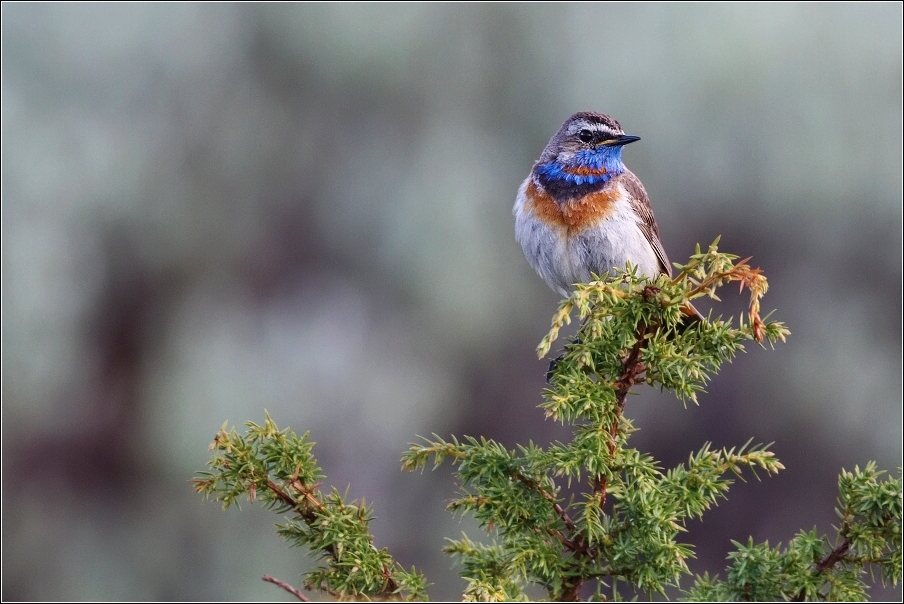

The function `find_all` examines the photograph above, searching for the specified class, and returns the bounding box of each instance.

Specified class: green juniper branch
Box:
[402,241,791,601]
[684,462,902,602]
[195,240,900,601]
[193,415,429,601]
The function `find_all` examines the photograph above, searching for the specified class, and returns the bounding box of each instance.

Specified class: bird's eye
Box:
[578,129,593,143]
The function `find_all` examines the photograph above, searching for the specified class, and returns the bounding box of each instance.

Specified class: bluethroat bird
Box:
[514,111,702,321]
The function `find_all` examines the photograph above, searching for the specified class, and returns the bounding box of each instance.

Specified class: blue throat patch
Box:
[535,147,626,201]
[535,147,626,186]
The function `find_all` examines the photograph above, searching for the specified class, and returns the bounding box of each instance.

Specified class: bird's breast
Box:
[524,179,621,231]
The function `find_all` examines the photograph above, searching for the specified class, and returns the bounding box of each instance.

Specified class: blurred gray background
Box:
[2,3,901,601]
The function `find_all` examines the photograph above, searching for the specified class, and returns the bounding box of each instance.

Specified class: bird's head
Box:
[534,112,639,186]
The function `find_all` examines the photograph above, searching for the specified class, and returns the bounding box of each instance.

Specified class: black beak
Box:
[603,134,640,147]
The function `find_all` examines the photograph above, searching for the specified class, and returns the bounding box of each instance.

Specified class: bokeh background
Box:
[2,3,901,601]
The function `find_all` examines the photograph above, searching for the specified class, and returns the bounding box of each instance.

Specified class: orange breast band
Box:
[563,165,608,177]
[526,181,619,231]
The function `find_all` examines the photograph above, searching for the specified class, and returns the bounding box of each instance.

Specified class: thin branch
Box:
[266,479,300,509]
[558,321,652,602]
[513,471,577,533]
[595,322,649,510]
[265,479,340,561]
[381,564,402,595]
[791,536,852,601]
[512,470,592,556]
[266,478,322,524]
[815,537,851,573]
[265,477,402,595]
[560,578,583,602]
[262,575,311,602]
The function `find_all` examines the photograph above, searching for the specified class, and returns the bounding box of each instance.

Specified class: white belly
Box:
[514,178,660,297]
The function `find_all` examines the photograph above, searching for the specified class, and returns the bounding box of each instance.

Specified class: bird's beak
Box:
[602,135,640,147]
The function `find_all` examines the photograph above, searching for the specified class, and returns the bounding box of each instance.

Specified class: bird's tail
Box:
[681,301,704,323]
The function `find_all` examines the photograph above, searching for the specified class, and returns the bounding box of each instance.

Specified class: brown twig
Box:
[559,323,652,602]
[594,324,649,511]
[791,537,852,601]
[560,578,583,602]
[559,313,655,602]
[381,564,402,595]
[815,537,852,573]
[264,478,401,596]
[682,260,771,343]
[512,470,591,557]
[266,479,299,508]
[513,471,577,533]
[262,575,311,602]
[265,478,341,562]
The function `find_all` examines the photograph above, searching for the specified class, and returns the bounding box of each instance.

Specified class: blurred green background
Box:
[2,4,901,600]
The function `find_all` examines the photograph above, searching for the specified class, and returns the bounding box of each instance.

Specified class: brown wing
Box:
[621,170,671,277]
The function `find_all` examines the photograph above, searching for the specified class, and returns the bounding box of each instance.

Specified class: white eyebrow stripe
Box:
[567,122,620,137]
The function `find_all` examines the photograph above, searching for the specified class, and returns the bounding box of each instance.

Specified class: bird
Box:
[513,111,700,322]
